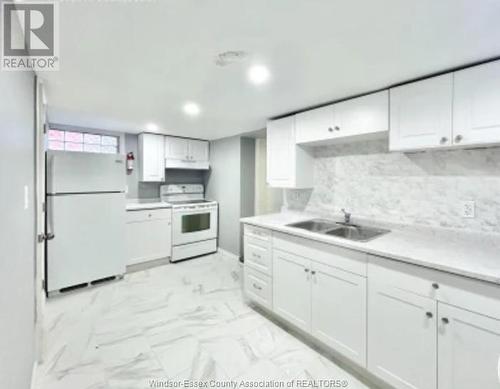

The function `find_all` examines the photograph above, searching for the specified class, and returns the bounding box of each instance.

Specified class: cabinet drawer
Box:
[273,232,367,276]
[244,236,272,275]
[369,255,500,319]
[126,208,172,223]
[244,266,272,310]
[244,225,271,241]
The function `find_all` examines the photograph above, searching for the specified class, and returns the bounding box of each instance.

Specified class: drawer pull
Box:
[425,312,433,319]
[432,283,439,290]
[441,317,449,324]
[252,283,262,291]
[252,253,261,259]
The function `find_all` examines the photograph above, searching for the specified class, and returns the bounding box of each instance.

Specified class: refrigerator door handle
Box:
[46,197,55,241]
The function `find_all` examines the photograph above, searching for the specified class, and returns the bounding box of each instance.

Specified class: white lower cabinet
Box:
[272,249,312,332]
[438,303,500,389]
[368,280,437,389]
[126,208,172,266]
[244,266,273,311]
[311,261,367,367]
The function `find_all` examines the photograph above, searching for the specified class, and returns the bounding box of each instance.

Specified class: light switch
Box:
[24,185,29,210]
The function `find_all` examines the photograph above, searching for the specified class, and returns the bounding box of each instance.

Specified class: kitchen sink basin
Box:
[286,219,390,242]
[325,225,390,242]
[286,219,339,232]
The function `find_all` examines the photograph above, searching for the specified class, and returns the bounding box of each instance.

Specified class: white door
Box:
[295,104,335,144]
[368,281,437,389]
[266,117,295,187]
[189,139,209,162]
[34,77,47,361]
[140,133,164,182]
[389,74,453,151]
[165,136,190,161]
[438,303,500,389]
[273,249,311,332]
[311,262,367,367]
[335,91,388,138]
[453,60,500,146]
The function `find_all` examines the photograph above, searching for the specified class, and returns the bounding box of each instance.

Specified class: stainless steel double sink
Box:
[286,219,390,242]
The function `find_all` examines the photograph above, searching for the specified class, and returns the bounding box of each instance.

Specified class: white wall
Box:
[206,136,255,258]
[0,66,36,386]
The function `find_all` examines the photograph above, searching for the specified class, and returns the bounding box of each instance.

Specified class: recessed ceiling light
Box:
[145,122,159,132]
[183,102,201,116]
[248,65,271,85]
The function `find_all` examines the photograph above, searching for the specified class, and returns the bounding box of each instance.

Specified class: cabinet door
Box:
[139,134,165,182]
[165,136,190,161]
[272,249,311,332]
[368,281,437,389]
[389,74,453,151]
[335,91,388,138]
[311,262,367,366]
[189,139,209,162]
[438,303,500,389]
[266,117,295,187]
[453,60,500,146]
[295,104,335,144]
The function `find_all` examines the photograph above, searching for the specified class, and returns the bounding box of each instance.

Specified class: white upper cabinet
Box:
[189,139,209,162]
[453,60,500,146]
[438,303,500,389]
[389,74,453,151]
[164,136,209,169]
[335,90,389,138]
[295,91,388,145]
[165,136,189,161]
[295,105,335,144]
[266,116,313,188]
[138,133,165,182]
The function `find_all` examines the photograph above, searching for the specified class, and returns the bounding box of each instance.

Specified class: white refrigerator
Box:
[46,151,126,294]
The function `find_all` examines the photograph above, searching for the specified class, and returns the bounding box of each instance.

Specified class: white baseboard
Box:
[217,248,240,262]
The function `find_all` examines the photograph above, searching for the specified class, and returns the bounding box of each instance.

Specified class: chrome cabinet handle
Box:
[455,134,463,143]
[252,283,262,291]
[439,137,448,145]
[441,317,449,324]
[426,312,433,319]
[328,127,333,132]
[432,283,439,290]
[311,270,316,275]
[334,126,340,131]
[304,268,310,272]
[252,253,261,259]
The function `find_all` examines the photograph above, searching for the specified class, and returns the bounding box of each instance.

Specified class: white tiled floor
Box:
[34,252,373,389]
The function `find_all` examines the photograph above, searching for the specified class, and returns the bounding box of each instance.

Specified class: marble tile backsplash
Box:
[284,140,500,234]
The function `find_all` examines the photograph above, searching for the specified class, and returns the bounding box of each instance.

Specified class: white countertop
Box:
[241,212,500,285]
[126,198,172,211]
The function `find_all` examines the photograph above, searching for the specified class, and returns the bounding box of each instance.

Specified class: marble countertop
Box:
[126,198,172,211]
[241,212,500,285]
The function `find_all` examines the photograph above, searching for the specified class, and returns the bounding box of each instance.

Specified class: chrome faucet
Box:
[341,208,351,224]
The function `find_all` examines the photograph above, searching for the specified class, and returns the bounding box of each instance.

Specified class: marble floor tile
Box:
[34,252,373,389]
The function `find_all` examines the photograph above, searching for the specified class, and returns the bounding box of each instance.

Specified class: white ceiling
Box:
[42,0,500,140]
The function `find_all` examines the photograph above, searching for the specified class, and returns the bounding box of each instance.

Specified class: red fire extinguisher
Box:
[126,152,135,172]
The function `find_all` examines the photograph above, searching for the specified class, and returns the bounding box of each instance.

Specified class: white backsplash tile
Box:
[284,139,500,234]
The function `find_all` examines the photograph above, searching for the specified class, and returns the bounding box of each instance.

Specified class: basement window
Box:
[47,129,119,154]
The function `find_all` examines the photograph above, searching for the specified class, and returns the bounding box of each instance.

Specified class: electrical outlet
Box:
[461,200,475,218]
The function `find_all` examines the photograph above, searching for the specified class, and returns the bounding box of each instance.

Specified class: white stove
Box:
[160,184,218,262]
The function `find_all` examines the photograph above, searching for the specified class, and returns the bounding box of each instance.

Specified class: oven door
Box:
[172,206,218,246]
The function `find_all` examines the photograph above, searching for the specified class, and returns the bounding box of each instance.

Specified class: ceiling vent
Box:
[214,50,248,67]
